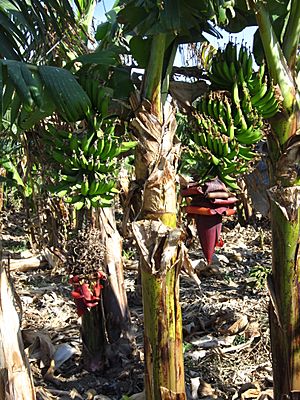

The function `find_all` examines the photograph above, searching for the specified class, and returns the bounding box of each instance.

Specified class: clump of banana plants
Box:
[43,122,137,210]
[180,41,280,263]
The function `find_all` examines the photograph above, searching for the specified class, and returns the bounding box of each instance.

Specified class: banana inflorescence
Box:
[44,125,137,210]
[185,41,280,189]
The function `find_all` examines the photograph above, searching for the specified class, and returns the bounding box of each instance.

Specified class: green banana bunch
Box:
[79,73,113,117]
[209,41,279,120]
[43,123,137,210]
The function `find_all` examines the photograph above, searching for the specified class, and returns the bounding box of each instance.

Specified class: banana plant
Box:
[115,1,238,399]
[0,0,134,378]
[221,1,300,398]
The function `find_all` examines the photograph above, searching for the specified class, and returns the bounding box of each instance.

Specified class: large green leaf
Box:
[129,36,152,68]
[108,66,134,99]
[38,65,92,122]
[117,0,226,38]
[0,0,84,62]
[74,49,119,66]
[2,60,34,111]
[0,60,93,129]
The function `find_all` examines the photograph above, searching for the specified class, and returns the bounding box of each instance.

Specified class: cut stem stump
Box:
[0,265,36,399]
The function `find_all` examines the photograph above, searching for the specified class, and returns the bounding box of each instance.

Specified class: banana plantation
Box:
[0,0,299,399]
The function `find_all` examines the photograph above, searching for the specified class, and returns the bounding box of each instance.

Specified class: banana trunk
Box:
[269,197,300,397]
[253,3,300,396]
[266,122,300,398]
[130,91,186,400]
[0,264,36,399]
[80,207,131,372]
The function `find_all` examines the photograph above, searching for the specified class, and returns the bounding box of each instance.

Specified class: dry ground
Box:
[2,210,273,400]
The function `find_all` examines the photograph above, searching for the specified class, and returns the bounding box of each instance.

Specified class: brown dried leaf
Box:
[199,380,217,398]
[257,389,273,400]
[239,382,261,399]
[241,389,260,399]
[23,330,55,369]
[225,315,249,335]
[244,321,260,339]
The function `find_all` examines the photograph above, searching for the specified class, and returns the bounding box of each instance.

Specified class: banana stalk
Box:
[143,34,166,123]
[252,1,296,115]
[130,84,186,399]
[252,2,300,398]
[282,0,300,69]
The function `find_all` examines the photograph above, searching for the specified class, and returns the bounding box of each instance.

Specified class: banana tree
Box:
[220,0,300,397]
[0,0,133,377]
[115,1,237,398]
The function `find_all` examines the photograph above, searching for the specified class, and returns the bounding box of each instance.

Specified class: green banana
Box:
[245,53,253,81]
[65,194,84,204]
[211,153,220,166]
[218,116,228,134]
[52,150,65,164]
[238,145,257,160]
[254,87,274,110]
[87,157,95,171]
[61,174,78,183]
[95,161,115,173]
[229,61,237,81]
[251,83,268,106]
[234,105,248,130]
[212,99,219,119]
[216,136,224,157]
[70,151,80,168]
[232,81,240,105]
[79,152,89,168]
[96,136,105,155]
[73,199,85,210]
[258,94,278,117]
[118,141,138,154]
[100,139,113,161]
[222,163,239,175]
[81,177,89,196]
[218,169,239,190]
[241,83,252,109]
[207,97,214,118]
[227,121,235,141]
[212,133,219,155]
[81,131,95,154]
[224,98,232,125]
[70,136,79,152]
[262,104,279,119]
[236,127,262,145]
[88,179,99,196]
[94,180,115,195]
[88,142,98,156]
[237,67,245,85]
[206,130,214,152]
[221,61,232,81]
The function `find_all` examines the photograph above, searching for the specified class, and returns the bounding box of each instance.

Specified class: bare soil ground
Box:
[2,210,273,400]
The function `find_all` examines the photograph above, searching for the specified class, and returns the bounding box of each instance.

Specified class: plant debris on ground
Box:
[2,210,273,400]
